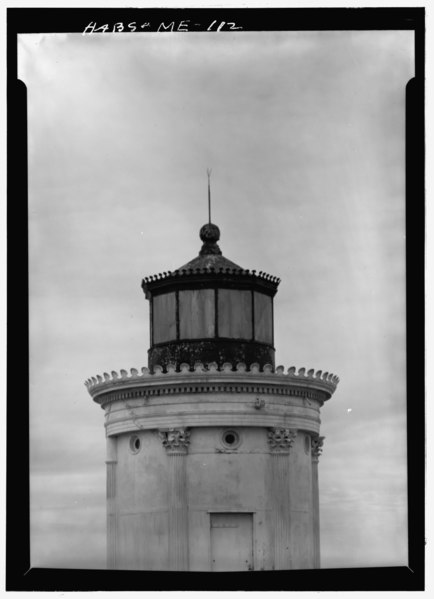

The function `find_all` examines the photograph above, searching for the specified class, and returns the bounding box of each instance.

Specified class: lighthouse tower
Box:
[85,219,339,572]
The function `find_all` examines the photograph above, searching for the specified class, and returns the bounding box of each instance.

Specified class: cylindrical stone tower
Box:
[85,222,339,571]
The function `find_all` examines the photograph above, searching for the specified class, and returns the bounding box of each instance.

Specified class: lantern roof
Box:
[141,222,280,299]
[177,222,242,271]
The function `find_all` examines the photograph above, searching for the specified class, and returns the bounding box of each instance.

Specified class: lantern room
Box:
[141,222,280,371]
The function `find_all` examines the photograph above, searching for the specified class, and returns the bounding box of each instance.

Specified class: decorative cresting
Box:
[141,267,281,288]
[267,427,298,453]
[159,428,191,455]
[310,435,325,568]
[159,428,190,570]
[268,427,298,570]
[85,362,339,406]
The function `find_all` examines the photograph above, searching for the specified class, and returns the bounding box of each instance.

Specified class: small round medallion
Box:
[129,435,141,454]
[221,429,241,449]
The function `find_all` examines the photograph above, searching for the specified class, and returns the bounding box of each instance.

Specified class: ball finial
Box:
[200,223,220,243]
[199,223,222,256]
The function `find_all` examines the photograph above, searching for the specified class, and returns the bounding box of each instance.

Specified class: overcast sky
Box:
[19,29,414,570]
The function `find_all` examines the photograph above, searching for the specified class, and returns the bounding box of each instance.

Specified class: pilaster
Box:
[311,435,324,569]
[268,427,297,570]
[159,428,191,571]
[106,435,118,569]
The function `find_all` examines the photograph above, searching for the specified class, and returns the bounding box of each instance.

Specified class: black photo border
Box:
[6,6,425,592]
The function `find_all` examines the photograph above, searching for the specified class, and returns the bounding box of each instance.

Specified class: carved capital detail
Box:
[268,427,297,453]
[311,435,325,461]
[159,428,191,455]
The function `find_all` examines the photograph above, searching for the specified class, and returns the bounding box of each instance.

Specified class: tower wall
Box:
[87,363,337,571]
[114,432,169,570]
[108,425,317,571]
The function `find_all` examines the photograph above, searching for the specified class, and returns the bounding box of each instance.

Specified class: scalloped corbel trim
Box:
[84,361,340,393]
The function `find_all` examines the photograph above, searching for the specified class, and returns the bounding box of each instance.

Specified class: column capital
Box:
[268,427,297,454]
[311,435,325,462]
[159,428,191,455]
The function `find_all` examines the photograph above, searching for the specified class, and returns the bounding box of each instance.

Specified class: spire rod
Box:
[207,168,212,224]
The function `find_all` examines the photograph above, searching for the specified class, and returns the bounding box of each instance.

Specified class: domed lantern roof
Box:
[177,223,242,271]
[141,222,280,372]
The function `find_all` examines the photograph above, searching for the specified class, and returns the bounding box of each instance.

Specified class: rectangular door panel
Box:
[210,513,253,571]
